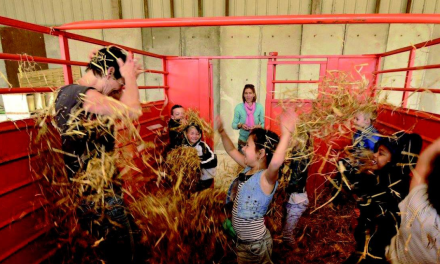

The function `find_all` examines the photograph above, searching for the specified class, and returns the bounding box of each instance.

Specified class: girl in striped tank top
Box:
[216,113,297,264]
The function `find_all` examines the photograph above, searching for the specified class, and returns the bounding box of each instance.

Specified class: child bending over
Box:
[216,113,296,264]
[182,123,217,191]
[280,133,311,246]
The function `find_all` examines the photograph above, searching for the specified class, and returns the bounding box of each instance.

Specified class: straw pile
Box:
[20,50,388,264]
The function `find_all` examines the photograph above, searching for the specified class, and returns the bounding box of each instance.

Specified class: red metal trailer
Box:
[1,14,440,263]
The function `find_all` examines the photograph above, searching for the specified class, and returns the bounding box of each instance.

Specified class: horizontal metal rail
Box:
[0,53,88,67]
[269,61,327,65]
[56,14,440,30]
[380,87,440,94]
[380,37,440,57]
[374,63,440,74]
[0,16,165,59]
[0,86,168,94]
[167,55,377,60]
[144,69,168,74]
[273,80,319,83]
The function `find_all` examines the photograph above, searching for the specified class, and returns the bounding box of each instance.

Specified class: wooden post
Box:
[406,0,413,13]
[311,0,321,15]
[198,0,203,17]
[143,0,149,19]
[225,0,229,16]
[375,0,381,13]
[170,0,174,18]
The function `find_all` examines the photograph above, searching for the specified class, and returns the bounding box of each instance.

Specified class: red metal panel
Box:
[0,209,48,262]
[0,183,45,229]
[376,105,440,148]
[0,158,35,196]
[166,59,213,136]
[56,14,440,30]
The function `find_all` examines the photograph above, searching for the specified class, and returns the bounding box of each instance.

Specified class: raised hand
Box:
[215,116,225,133]
[280,111,298,136]
[117,52,138,80]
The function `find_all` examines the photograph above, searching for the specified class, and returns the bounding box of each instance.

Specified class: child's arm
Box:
[200,142,217,169]
[412,137,440,191]
[264,113,297,185]
[216,116,246,167]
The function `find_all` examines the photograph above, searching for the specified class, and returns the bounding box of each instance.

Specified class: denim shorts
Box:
[236,229,273,264]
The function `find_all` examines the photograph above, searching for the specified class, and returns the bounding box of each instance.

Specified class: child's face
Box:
[186,127,201,144]
[353,113,371,129]
[242,136,262,167]
[371,145,392,171]
[172,107,185,120]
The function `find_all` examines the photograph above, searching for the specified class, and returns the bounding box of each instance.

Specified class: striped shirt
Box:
[387,184,440,263]
[232,181,267,242]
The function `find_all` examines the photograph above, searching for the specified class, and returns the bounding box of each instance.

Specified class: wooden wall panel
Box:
[0,28,48,88]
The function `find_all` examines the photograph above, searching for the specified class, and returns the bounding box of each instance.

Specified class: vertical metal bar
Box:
[318,60,327,95]
[371,55,382,98]
[59,34,73,85]
[265,59,275,130]
[162,58,168,103]
[402,48,416,108]
[170,0,174,18]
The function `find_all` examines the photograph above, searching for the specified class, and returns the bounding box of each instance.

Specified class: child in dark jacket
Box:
[182,123,217,191]
[168,105,187,149]
[343,132,422,264]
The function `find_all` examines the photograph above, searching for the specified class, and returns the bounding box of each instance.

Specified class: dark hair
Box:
[242,84,257,103]
[171,104,184,115]
[249,128,280,167]
[428,156,440,213]
[185,123,202,134]
[86,46,127,80]
[374,133,423,167]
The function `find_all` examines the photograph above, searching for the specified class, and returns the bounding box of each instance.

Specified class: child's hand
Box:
[280,112,298,136]
[180,118,188,126]
[215,116,225,133]
[88,48,99,61]
[117,52,142,80]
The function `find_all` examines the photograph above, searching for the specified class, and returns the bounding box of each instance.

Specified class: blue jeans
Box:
[283,192,309,243]
[236,229,273,264]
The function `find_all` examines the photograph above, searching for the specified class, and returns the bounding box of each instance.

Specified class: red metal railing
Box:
[373,36,440,109]
[0,16,167,96]
[56,14,440,30]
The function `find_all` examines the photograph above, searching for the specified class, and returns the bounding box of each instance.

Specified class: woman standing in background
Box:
[232,84,265,153]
